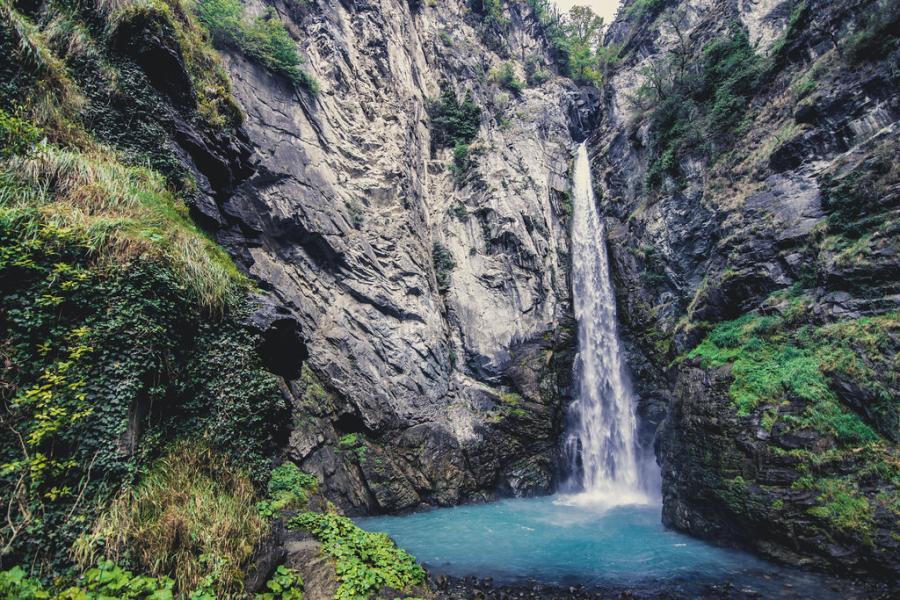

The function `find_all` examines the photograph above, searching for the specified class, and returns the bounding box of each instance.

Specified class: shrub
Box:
[820,152,896,238]
[625,0,665,20]
[637,24,764,187]
[289,512,425,600]
[0,144,246,310]
[257,462,318,518]
[338,433,366,461]
[448,201,468,221]
[471,0,510,29]
[492,61,525,93]
[76,442,266,596]
[432,242,455,292]
[524,55,551,85]
[1,561,176,599]
[450,143,473,182]
[256,565,304,600]
[0,107,42,158]
[845,0,900,64]
[428,88,481,148]
[768,0,808,68]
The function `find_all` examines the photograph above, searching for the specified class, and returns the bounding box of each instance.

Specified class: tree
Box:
[563,6,605,84]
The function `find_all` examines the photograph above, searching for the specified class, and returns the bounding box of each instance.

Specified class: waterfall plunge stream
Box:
[561,143,657,507]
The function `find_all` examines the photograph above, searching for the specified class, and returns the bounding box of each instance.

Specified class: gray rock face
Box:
[200,0,589,512]
[593,0,899,576]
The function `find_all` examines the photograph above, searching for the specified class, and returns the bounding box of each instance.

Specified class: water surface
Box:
[357,496,862,598]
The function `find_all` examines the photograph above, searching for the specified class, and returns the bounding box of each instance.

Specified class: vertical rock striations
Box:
[196,0,594,513]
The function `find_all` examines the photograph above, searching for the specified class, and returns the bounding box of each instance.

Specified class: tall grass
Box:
[0,144,247,311]
[193,0,319,92]
[0,2,88,145]
[74,442,265,596]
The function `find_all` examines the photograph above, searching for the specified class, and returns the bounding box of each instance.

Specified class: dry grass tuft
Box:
[0,2,88,145]
[0,144,247,312]
[74,441,266,596]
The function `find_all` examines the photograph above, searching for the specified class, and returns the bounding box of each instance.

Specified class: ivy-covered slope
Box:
[0,0,430,597]
[590,0,898,576]
[0,0,291,584]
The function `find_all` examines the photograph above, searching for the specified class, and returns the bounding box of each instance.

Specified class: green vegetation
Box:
[470,0,510,30]
[559,6,606,85]
[195,0,319,92]
[525,1,617,86]
[820,151,896,238]
[635,24,764,187]
[0,7,284,581]
[74,443,266,596]
[257,462,319,518]
[428,88,482,148]
[524,55,551,85]
[806,478,874,536]
[687,302,891,445]
[339,433,367,461]
[448,201,468,221]
[0,208,285,574]
[105,0,244,129]
[0,0,299,589]
[625,0,665,20]
[0,106,43,158]
[428,88,482,180]
[1,561,176,599]
[431,242,456,293]
[492,62,525,93]
[1,142,246,310]
[688,297,898,537]
[289,512,426,600]
[844,0,900,64]
[450,143,475,182]
[0,560,304,599]
[256,565,305,600]
[499,391,527,418]
[769,0,808,68]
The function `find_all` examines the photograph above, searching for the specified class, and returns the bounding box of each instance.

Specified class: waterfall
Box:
[561,143,656,507]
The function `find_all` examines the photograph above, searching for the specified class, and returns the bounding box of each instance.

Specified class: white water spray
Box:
[560,143,657,509]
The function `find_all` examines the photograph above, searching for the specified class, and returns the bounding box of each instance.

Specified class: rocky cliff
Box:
[0,0,593,588]
[590,0,898,577]
[3,0,898,592]
[195,0,598,513]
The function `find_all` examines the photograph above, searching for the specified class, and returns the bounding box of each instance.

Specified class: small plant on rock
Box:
[288,512,425,600]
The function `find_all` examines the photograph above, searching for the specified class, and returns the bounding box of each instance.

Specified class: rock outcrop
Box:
[194,0,592,513]
[590,0,898,576]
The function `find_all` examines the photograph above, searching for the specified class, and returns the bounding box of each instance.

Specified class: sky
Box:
[552,0,622,25]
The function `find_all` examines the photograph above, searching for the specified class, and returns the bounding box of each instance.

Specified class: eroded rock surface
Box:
[199,0,590,513]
